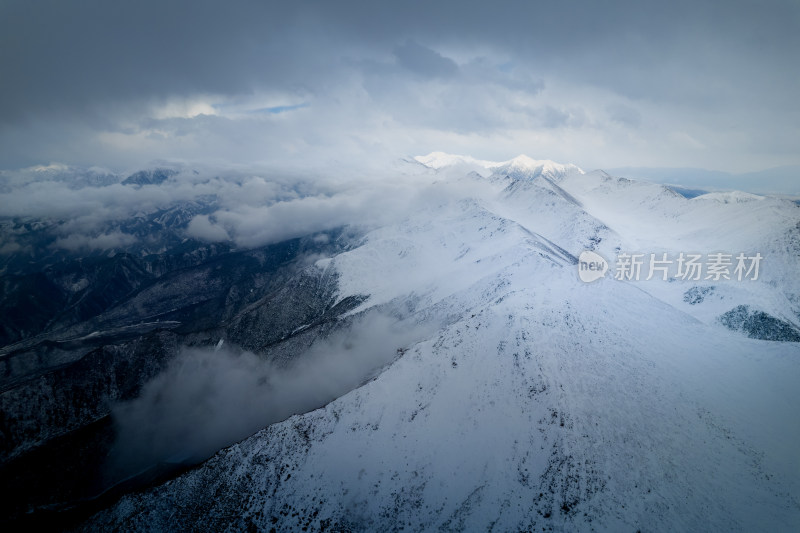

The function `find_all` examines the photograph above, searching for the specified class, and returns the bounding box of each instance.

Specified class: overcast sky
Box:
[1,0,798,174]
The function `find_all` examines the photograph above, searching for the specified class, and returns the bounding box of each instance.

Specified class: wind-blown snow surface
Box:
[83,155,800,531]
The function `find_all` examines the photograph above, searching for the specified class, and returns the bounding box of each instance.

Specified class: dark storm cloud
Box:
[2,0,797,114]
[394,40,459,78]
[0,0,798,171]
[0,0,292,121]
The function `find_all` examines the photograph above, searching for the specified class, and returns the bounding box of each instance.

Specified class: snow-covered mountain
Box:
[414,151,583,181]
[79,154,800,531]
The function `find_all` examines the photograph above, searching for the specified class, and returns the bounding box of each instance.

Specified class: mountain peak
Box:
[413,152,498,170]
[491,155,584,181]
[121,168,178,187]
[413,152,584,179]
[505,154,540,167]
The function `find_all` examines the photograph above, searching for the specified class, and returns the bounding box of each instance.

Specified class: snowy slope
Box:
[552,170,800,332]
[82,157,800,532]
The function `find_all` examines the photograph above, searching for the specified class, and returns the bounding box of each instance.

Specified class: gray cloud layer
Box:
[1,0,798,173]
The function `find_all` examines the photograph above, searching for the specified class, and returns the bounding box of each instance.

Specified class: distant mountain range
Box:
[607,165,800,197]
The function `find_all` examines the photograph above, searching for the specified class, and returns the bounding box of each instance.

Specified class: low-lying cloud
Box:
[0,160,498,253]
[107,312,436,478]
[52,230,137,252]
[186,214,231,242]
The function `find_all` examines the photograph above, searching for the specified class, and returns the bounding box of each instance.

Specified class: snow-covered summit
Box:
[693,190,766,203]
[414,151,584,181]
[412,151,498,170]
[491,154,584,180]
